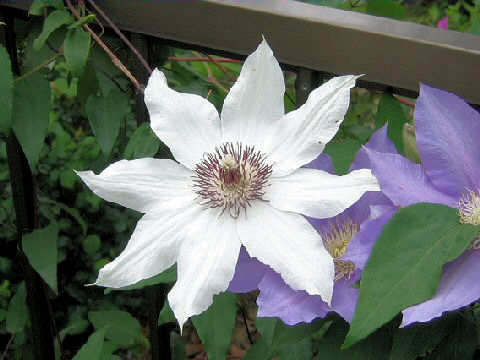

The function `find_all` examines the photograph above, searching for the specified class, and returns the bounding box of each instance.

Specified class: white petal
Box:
[144,69,221,169]
[221,39,285,151]
[76,158,194,213]
[168,209,241,328]
[268,75,358,176]
[237,202,334,304]
[95,199,201,288]
[265,168,380,219]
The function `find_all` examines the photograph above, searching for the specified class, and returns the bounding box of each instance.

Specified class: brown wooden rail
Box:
[2,0,480,104]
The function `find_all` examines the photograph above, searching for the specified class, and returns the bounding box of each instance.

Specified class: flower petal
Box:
[268,75,358,176]
[350,125,397,171]
[94,198,200,288]
[237,202,334,303]
[366,148,457,208]
[144,69,221,169]
[228,247,268,293]
[257,269,328,325]
[401,249,480,327]
[266,168,380,219]
[221,39,285,151]
[415,84,480,199]
[343,208,397,270]
[303,153,335,174]
[329,270,361,323]
[76,158,194,213]
[168,209,241,328]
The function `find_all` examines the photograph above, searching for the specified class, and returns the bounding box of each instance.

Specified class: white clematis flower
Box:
[77,39,379,328]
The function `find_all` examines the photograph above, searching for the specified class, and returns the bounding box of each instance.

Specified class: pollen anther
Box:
[193,142,273,218]
[458,189,480,227]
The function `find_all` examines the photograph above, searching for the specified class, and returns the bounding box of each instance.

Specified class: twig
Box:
[394,95,415,108]
[1,335,13,360]
[169,56,243,64]
[86,0,152,74]
[207,54,237,82]
[66,0,144,93]
[14,54,61,83]
[203,60,229,93]
[240,307,254,345]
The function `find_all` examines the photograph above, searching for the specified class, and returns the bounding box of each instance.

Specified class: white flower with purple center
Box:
[76,39,379,327]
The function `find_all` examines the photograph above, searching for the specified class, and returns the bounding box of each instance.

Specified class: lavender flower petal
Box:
[228,247,268,293]
[401,249,480,326]
[415,84,480,198]
[366,148,457,208]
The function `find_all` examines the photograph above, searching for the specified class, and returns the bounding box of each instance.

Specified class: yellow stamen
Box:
[458,189,480,227]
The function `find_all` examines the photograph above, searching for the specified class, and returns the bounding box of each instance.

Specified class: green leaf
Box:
[104,266,176,294]
[375,91,408,154]
[33,10,73,51]
[68,14,97,29]
[172,332,187,360]
[366,1,404,20]
[86,91,129,157]
[88,310,142,346]
[6,283,28,333]
[0,45,13,135]
[157,300,175,326]
[324,139,362,175]
[82,234,101,255]
[29,0,46,16]
[73,326,109,360]
[276,338,312,360]
[124,122,160,160]
[64,27,91,77]
[317,317,393,359]
[243,338,271,360]
[22,223,59,294]
[390,317,450,360]
[11,73,52,169]
[192,292,238,360]
[344,203,477,348]
[424,311,477,360]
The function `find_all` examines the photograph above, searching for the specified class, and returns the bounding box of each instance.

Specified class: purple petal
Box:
[303,153,335,174]
[329,270,361,323]
[350,125,397,171]
[367,148,457,208]
[402,249,480,326]
[257,269,328,325]
[228,247,268,293]
[343,207,397,270]
[415,85,480,199]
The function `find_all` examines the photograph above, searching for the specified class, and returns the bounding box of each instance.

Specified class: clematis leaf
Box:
[317,317,393,359]
[324,139,362,175]
[33,10,73,51]
[11,73,52,169]
[192,292,238,360]
[86,90,129,157]
[344,203,477,348]
[157,300,175,326]
[72,326,108,360]
[366,0,404,20]
[6,283,28,334]
[0,45,13,135]
[22,223,59,294]
[124,122,161,160]
[390,316,450,360]
[64,27,91,77]
[88,310,141,346]
[375,91,408,154]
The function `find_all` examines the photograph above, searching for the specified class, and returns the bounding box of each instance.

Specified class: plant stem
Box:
[14,54,60,83]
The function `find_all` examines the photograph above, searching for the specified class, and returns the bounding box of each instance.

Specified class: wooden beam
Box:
[3,0,480,103]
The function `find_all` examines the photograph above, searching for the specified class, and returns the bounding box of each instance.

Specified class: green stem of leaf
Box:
[14,54,61,83]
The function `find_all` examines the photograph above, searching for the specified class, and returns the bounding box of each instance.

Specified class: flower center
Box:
[193,142,273,218]
[459,189,480,227]
[320,218,358,281]
[458,189,480,250]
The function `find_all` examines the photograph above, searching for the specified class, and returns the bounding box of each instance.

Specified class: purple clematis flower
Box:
[229,127,395,324]
[366,84,480,327]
